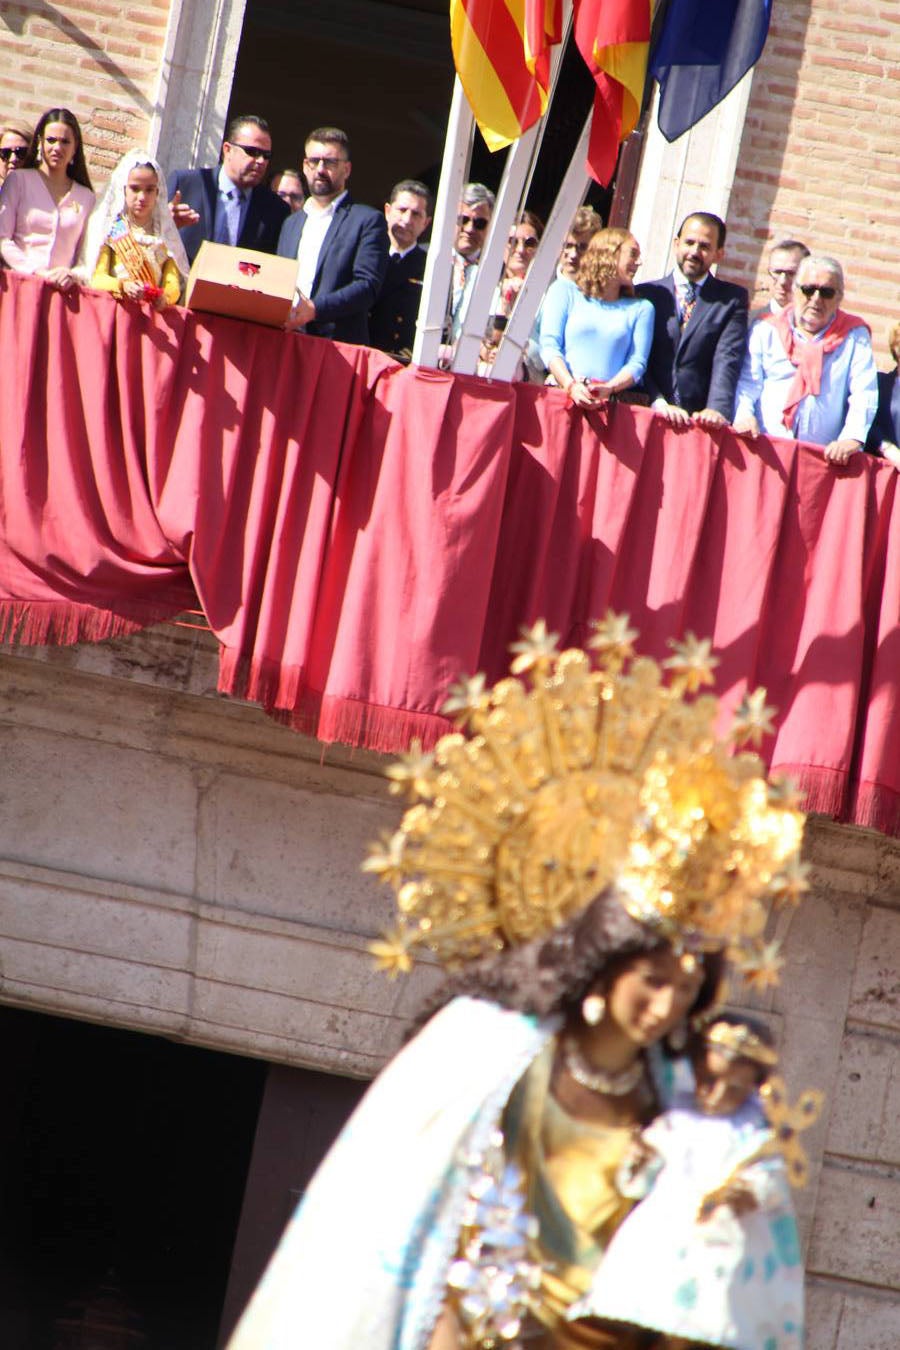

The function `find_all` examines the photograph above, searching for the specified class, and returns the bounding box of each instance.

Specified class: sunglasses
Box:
[508,235,539,250]
[457,214,490,230]
[231,143,272,161]
[305,156,345,170]
[563,239,589,254]
[0,146,28,163]
[277,190,304,204]
[797,284,837,299]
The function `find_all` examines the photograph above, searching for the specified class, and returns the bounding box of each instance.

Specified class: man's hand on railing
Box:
[732,412,760,438]
[824,439,862,465]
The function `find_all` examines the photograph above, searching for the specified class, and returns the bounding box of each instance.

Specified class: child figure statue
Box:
[569,1013,806,1350]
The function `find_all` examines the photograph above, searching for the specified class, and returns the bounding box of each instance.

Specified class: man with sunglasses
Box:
[733,255,878,465]
[167,114,290,265]
[446,182,495,343]
[279,127,388,346]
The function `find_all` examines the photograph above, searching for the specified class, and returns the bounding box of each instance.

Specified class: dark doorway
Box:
[228,0,455,210]
[226,2,616,228]
[0,1004,266,1350]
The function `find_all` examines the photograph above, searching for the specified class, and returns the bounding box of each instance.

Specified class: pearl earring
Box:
[581,993,606,1027]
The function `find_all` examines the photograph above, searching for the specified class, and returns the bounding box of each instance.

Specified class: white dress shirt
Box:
[734,316,879,445]
[294,190,347,300]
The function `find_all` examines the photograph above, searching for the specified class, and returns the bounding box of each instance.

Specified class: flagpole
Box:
[450,1,573,377]
[489,109,591,383]
[411,77,474,369]
[449,120,543,376]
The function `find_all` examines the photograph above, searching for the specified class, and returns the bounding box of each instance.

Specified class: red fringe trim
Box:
[0,599,181,648]
[217,647,304,711]
[773,763,900,838]
[310,693,452,752]
[849,780,900,838]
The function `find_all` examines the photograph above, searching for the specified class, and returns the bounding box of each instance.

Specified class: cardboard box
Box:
[185,241,298,328]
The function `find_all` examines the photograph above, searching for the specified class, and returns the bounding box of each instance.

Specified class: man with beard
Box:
[279,127,388,346]
[637,211,748,429]
[368,179,432,360]
[167,114,289,265]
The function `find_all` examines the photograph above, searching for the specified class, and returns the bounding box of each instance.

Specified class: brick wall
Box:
[0,0,171,182]
[727,0,900,361]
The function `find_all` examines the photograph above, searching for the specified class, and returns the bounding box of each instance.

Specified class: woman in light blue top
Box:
[540,227,654,410]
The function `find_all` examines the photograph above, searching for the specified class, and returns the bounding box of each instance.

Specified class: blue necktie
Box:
[218,188,244,246]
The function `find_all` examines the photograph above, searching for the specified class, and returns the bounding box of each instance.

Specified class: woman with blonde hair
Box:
[0,119,33,185]
[540,226,653,409]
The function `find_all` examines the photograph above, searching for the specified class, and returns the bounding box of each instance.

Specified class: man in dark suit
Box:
[636,212,749,429]
[279,127,388,347]
[368,179,432,360]
[168,114,290,266]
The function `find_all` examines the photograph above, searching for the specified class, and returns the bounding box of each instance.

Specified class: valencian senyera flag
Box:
[573,0,652,184]
[651,0,773,142]
[450,0,563,151]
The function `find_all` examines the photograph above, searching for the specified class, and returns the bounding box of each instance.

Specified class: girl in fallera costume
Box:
[224,622,814,1350]
[81,149,188,308]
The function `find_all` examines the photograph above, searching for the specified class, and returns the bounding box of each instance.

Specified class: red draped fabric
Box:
[1,272,898,835]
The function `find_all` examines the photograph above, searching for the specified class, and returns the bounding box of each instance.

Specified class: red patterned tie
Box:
[681,281,698,329]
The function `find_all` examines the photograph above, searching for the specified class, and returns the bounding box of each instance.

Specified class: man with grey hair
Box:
[447,182,495,342]
[733,254,878,465]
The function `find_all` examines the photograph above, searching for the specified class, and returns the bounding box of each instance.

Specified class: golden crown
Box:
[704,1020,779,1068]
[365,617,808,986]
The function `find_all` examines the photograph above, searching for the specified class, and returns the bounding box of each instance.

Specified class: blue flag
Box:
[650,0,772,142]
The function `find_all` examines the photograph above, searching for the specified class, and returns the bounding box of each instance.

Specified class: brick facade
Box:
[727,1,900,360]
[0,0,170,177]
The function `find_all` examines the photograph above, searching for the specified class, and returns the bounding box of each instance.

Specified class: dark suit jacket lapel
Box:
[200,168,218,238]
[661,273,681,351]
[240,185,264,245]
[890,370,900,442]
[313,196,352,291]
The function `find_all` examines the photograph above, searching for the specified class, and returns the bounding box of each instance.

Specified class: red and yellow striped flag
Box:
[451,0,563,152]
[573,0,652,183]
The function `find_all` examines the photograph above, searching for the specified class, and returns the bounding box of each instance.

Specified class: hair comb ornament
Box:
[366,617,808,986]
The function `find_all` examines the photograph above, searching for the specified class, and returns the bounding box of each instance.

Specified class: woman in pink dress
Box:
[0,107,94,290]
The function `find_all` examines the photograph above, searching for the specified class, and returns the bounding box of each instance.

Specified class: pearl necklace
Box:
[562,1035,645,1096]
